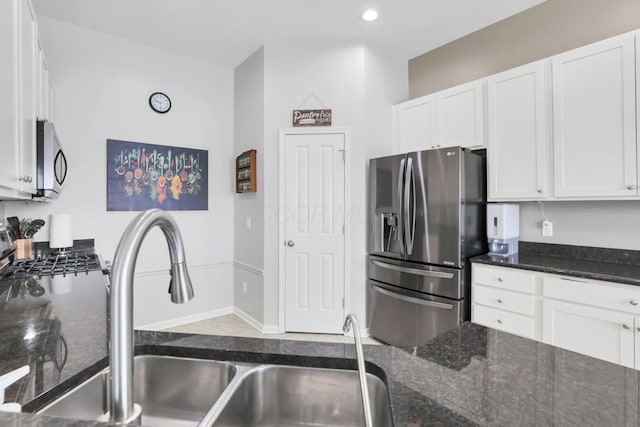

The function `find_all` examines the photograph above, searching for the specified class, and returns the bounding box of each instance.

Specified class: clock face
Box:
[149,92,171,113]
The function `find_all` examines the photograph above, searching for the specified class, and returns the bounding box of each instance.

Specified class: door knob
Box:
[286,240,295,247]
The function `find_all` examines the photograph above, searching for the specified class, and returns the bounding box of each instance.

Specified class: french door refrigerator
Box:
[367,146,486,346]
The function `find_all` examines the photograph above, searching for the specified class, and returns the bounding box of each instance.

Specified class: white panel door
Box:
[284,132,345,333]
[396,95,437,152]
[435,79,484,149]
[552,34,636,198]
[542,299,635,368]
[487,60,548,200]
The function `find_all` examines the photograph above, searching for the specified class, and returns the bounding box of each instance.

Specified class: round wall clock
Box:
[149,92,171,113]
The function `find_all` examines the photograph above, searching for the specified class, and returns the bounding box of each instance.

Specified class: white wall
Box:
[261,41,407,330]
[519,201,640,250]
[4,17,235,327]
[233,47,265,324]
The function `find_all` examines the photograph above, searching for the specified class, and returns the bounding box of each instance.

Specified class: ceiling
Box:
[32,0,547,69]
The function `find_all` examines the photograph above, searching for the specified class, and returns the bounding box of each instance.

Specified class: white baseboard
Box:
[344,327,370,338]
[233,307,281,334]
[137,306,234,331]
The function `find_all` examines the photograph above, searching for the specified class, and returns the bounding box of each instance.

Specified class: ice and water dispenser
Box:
[486,203,519,257]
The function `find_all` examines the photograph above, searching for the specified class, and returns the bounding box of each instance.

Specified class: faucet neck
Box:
[109,209,193,423]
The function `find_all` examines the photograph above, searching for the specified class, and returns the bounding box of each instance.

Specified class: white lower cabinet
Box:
[542,299,635,368]
[472,263,640,369]
[471,264,541,340]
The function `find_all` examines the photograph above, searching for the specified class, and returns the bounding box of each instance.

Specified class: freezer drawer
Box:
[368,280,465,347]
[369,255,463,300]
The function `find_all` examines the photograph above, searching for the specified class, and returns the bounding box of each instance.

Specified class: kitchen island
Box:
[0,252,638,425]
[0,324,637,425]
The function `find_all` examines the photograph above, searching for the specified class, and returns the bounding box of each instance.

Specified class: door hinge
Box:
[342,224,345,234]
[342,298,345,308]
[339,149,345,160]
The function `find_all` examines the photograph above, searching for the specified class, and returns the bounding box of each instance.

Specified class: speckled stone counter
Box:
[472,241,640,286]
[1,325,639,426]
[0,251,639,425]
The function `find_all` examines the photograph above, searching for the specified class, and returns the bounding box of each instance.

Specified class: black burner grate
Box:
[0,253,102,280]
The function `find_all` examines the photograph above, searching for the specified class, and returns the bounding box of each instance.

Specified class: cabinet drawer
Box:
[472,305,535,339]
[472,264,537,294]
[543,276,640,314]
[473,285,536,316]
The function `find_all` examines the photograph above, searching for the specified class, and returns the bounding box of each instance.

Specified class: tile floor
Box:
[162,313,381,345]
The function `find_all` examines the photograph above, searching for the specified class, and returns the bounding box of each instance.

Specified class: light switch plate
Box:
[542,220,553,237]
[246,217,252,230]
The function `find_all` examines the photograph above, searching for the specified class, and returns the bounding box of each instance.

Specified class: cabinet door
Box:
[542,299,635,368]
[18,0,37,193]
[36,33,49,120]
[636,316,640,370]
[435,80,484,149]
[552,34,636,198]
[0,0,21,192]
[487,61,548,200]
[395,95,436,153]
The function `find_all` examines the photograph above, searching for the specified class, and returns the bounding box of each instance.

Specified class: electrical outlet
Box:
[242,281,247,294]
[246,217,252,230]
[542,220,553,237]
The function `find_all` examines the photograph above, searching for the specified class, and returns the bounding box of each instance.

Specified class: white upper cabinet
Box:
[19,0,37,195]
[0,0,21,193]
[394,95,436,153]
[0,0,50,199]
[552,34,637,198]
[393,79,485,153]
[435,79,484,150]
[487,60,549,200]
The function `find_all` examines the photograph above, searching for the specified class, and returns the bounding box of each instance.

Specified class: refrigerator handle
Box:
[404,157,414,255]
[398,158,406,256]
[370,259,454,278]
[371,283,454,310]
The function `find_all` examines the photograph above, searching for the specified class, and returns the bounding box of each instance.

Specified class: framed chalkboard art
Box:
[107,139,208,211]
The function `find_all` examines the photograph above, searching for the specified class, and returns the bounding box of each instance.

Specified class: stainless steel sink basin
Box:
[38,356,393,427]
[203,365,393,427]
[38,355,236,427]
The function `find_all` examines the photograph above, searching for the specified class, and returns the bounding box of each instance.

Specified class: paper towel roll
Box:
[49,214,73,249]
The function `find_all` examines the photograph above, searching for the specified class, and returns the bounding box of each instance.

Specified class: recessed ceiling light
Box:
[361,9,378,22]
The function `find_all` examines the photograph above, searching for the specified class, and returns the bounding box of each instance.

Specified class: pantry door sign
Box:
[292,109,332,127]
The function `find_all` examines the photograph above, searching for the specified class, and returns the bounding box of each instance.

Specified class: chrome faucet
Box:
[343,314,373,427]
[109,209,194,423]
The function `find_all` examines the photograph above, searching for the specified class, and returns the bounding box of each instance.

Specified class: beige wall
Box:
[409,0,640,98]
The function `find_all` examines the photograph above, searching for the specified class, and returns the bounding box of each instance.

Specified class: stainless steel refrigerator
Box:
[367,146,486,346]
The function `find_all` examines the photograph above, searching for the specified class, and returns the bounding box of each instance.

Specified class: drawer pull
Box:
[622,324,631,330]
[371,260,454,279]
[497,319,503,324]
[497,277,503,283]
[630,299,638,306]
[497,299,503,304]
[371,284,454,310]
[559,277,588,284]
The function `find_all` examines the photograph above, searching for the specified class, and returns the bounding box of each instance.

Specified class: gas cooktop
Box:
[0,253,104,280]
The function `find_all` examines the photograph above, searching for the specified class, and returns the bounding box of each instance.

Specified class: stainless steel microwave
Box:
[36,120,67,199]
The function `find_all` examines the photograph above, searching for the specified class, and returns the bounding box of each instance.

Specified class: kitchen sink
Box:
[38,356,393,427]
[202,364,393,427]
[38,355,237,427]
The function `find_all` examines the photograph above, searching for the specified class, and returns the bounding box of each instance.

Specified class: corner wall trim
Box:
[233,261,264,277]
[134,262,234,278]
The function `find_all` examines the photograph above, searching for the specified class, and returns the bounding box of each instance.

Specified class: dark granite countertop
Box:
[0,244,639,425]
[472,241,640,286]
